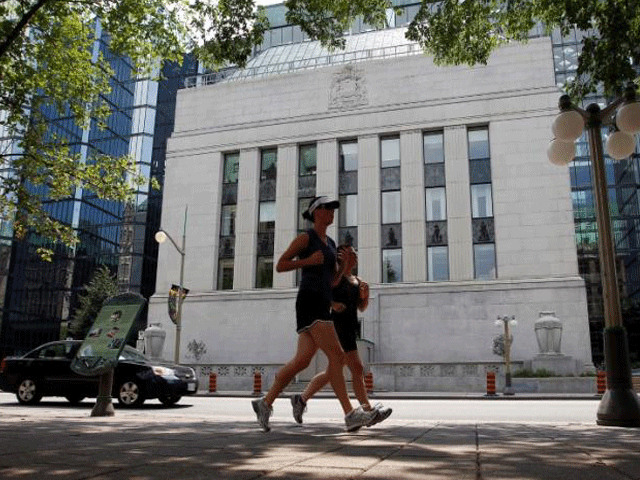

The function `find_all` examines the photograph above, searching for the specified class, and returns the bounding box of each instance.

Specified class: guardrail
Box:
[183,42,422,89]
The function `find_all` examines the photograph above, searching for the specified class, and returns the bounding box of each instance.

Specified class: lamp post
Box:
[495,315,517,395]
[155,205,188,364]
[548,82,640,427]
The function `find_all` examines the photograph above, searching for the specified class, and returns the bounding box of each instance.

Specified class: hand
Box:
[307,250,324,266]
[359,281,369,299]
[332,302,346,313]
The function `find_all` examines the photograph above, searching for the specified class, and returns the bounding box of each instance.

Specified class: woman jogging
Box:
[252,196,376,432]
[290,245,392,427]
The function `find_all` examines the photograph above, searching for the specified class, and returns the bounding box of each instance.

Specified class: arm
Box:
[331,248,349,287]
[357,279,369,312]
[276,232,322,272]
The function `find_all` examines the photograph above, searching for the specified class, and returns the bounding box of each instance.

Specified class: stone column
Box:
[401,129,427,282]
[358,134,381,283]
[234,148,260,289]
[273,143,298,289]
[444,125,473,280]
[317,139,339,241]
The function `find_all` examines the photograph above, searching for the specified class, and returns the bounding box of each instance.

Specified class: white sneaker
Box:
[251,397,272,432]
[367,403,392,427]
[344,405,376,432]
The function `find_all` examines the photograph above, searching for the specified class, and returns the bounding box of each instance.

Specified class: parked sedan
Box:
[0,340,198,407]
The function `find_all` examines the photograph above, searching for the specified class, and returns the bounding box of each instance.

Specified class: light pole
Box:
[495,315,517,395]
[155,205,188,364]
[548,82,640,427]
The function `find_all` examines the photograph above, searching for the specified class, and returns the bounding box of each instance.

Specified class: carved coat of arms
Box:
[329,64,368,110]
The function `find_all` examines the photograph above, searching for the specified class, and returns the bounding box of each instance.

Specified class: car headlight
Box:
[152,366,176,377]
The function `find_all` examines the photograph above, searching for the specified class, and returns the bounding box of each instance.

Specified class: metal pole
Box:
[502,317,514,395]
[585,104,640,427]
[174,205,187,364]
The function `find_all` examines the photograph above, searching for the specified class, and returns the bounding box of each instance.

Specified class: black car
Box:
[0,340,198,407]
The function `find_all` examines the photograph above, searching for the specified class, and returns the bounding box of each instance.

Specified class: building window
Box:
[381,135,401,283]
[468,127,496,280]
[339,194,358,227]
[261,148,277,180]
[339,140,358,172]
[380,136,400,168]
[428,246,449,281]
[471,184,493,218]
[425,187,446,221]
[424,130,448,280]
[381,190,401,224]
[257,148,277,289]
[474,243,496,280]
[299,144,317,176]
[220,205,236,237]
[382,248,402,283]
[223,152,239,184]
[423,131,444,164]
[218,152,239,290]
[256,196,275,289]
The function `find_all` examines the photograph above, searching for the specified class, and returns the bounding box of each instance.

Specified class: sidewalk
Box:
[1,403,638,479]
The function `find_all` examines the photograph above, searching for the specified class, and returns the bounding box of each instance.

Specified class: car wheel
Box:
[117,380,145,407]
[16,378,43,405]
[65,395,85,405]
[159,394,181,406]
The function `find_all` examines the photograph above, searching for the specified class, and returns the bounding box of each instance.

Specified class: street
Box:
[2,392,639,479]
[0,392,601,424]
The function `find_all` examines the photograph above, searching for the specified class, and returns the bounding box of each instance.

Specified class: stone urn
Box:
[144,322,166,360]
[534,311,562,354]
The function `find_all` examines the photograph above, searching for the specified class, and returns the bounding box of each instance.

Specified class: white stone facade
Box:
[150,36,593,391]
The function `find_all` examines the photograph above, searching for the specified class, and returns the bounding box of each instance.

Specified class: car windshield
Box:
[118,346,149,363]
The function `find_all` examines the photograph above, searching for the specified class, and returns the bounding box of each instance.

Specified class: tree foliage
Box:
[0,0,266,259]
[287,0,639,99]
[68,265,119,340]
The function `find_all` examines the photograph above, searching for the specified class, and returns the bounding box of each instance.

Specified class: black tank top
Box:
[298,229,337,305]
[331,276,360,326]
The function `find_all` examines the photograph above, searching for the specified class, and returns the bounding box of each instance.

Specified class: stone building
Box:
[151,25,593,391]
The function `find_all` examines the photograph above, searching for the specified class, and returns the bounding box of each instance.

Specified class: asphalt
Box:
[1,394,639,480]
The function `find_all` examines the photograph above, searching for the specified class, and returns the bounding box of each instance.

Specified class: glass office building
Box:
[0,21,199,357]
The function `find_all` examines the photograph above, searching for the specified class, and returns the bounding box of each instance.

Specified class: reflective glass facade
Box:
[0,22,198,357]
[552,27,640,365]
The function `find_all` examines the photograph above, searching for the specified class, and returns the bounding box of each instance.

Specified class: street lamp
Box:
[495,315,517,395]
[548,82,640,427]
[155,205,188,364]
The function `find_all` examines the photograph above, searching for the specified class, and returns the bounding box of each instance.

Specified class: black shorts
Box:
[333,320,358,353]
[296,290,331,333]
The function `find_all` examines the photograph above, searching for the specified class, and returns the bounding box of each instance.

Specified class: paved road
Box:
[1,393,639,480]
[0,392,601,423]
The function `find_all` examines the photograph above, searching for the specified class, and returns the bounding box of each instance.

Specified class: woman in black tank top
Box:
[251,196,376,432]
[293,245,392,427]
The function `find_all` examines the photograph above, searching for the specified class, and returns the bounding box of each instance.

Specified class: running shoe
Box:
[344,405,377,432]
[291,394,307,424]
[367,402,393,427]
[251,397,273,432]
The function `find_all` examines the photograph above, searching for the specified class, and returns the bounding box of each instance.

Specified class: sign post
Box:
[71,293,146,416]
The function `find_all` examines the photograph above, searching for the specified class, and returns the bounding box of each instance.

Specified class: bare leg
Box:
[264,332,317,406]
[301,369,330,403]
[344,350,371,410]
[308,322,353,415]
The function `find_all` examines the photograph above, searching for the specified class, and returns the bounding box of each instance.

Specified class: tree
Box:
[0,0,267,259]
[68,265,119,339]
[286,0,639,99]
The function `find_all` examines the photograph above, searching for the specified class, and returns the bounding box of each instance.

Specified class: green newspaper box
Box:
[71,293,146,376]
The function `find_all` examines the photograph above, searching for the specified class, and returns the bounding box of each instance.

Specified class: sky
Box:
[256,0,283,5]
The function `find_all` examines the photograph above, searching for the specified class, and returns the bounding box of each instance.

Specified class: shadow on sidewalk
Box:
[0,415,637,479]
